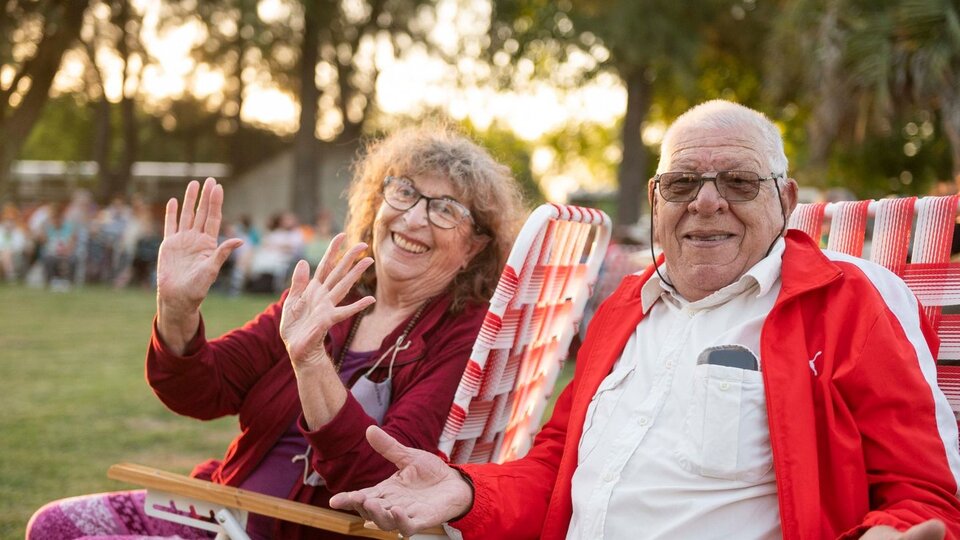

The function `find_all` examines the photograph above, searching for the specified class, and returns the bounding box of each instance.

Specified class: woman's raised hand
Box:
[280,233,375,368]
[156,178,242,315]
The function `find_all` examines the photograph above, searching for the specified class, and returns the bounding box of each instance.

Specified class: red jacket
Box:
[456,231,960,539]
[146,292,486,539]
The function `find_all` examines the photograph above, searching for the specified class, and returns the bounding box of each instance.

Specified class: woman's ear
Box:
[466,233,491,263]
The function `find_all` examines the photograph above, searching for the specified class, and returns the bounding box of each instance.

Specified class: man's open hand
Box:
[329,426,474,537]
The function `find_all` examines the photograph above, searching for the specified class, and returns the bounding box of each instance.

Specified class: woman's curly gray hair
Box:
[344,124,526,312]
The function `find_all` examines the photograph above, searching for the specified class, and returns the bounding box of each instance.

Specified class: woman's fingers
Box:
[202,182,225,237]
[192,178,216,232]
[288,260,311,299]
[178,180,200,231]
[328,257,373,300]
[212,238,243,271]
[314,233,347,283]
[163,198,179,238]
[332,295,376,322]
[325,243,368,288]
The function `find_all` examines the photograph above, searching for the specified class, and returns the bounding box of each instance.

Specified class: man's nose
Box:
[689,179,727,213]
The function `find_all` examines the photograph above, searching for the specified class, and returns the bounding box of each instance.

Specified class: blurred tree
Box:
[462,119,544,206]
[161,0,435,222]
[893,0,960,180]
[487,0,719,225]
[20,95,95,161]
[768,0,959,191]
[79,0,145,200]
[0,1,90,200]
[766,0,858,186]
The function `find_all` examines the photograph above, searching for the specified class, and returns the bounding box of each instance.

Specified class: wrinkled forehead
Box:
[401,169,470,201]
[660,126,767,174]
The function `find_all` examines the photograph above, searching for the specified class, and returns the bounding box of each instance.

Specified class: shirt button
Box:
[720,382,730,390]
[638,416,648,426]
[603,471,617,483]
[665,360,674,369]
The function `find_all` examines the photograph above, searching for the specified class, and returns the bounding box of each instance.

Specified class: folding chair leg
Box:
[214,508,250,540]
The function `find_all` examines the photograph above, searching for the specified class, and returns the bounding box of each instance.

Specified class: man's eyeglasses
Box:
[382,176,486,234]
[654,171,784,202]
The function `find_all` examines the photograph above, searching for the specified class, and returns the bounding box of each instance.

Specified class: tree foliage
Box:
[0,1,90,199]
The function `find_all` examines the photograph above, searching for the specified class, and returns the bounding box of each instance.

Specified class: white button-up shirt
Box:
[567,239,785,539]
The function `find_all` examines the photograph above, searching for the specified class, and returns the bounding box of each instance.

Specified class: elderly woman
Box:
[27,126,525,540]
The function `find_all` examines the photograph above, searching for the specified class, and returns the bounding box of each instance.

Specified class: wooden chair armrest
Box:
[107,463,445,539]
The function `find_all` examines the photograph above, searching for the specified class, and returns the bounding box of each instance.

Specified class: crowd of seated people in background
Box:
[0,189,338,295]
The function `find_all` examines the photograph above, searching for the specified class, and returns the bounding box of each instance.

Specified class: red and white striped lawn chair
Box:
[108,203,611,539]
[439,203,611,464]
[788,195,960,427]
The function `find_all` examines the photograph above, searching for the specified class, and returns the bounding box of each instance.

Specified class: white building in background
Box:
[9,142,356,230]
[10,160,230,203]
[222,143,356,230]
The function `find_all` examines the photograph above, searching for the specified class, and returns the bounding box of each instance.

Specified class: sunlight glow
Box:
[242,85,298,135]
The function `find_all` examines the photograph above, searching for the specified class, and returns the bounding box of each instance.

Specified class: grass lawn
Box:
[0,283,576,539]
[0,284,274,540]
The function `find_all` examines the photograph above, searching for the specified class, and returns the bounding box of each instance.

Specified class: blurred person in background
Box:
[303,209,338,270]
[246,211,306,293]
[0,203,31,281]
[26,125,525,540]
[40,204,78,291]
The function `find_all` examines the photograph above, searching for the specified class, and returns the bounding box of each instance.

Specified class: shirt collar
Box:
[640,237,785,313]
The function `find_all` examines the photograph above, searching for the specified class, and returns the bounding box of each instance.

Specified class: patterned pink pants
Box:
[26,490,213,540]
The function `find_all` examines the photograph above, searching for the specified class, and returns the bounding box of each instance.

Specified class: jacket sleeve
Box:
[145,296,289,420]
[837,290,960,538]
[301,305,485,493]
[447,380,573,540]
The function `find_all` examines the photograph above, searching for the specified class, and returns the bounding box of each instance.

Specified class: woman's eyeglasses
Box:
[382,176,487,234]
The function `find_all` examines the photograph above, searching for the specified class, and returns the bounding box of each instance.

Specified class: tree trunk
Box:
[804,0,845,184]
[116,0,137,198]
[941,89,960,186]
[616,67,653,226]
[292,2,321,223]
[93,97,113,201]
[228,1,252,174]
[0,1,90,200]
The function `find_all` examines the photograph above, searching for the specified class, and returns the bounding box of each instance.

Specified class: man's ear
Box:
[647,178,660,244]
[780,177,799,222]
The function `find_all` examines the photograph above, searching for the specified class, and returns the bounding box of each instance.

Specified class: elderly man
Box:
[331,101,960,539]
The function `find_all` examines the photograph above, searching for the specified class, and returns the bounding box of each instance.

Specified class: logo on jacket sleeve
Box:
[808,351,822,376]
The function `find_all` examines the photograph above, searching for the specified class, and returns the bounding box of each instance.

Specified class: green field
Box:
[0,284,274,539]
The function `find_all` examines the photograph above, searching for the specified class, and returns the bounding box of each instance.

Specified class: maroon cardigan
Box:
[146,291,487,539]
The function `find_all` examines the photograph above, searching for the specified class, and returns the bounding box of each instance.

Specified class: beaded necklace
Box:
[335,299,431,373]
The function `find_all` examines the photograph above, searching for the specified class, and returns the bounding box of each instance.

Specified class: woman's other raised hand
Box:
[156,178,243,353]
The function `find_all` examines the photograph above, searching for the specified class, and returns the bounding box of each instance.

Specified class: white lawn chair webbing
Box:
[439,204,610,464]
[789,195,960,420]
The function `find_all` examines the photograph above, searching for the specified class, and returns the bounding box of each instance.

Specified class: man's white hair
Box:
[656,100,789,176]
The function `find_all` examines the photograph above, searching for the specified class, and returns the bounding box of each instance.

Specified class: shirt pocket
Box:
[578,364,636,463]
[674,363,773,482]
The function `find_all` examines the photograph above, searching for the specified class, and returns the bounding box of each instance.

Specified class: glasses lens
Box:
[717,171,761,201]
[428,199,468,229]
[659,173,702,201]
[384,177,419,209]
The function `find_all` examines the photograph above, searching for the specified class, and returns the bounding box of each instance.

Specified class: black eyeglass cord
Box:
[647,179,787,294]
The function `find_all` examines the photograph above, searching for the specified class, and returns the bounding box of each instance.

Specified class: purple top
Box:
[239,348,376,539]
